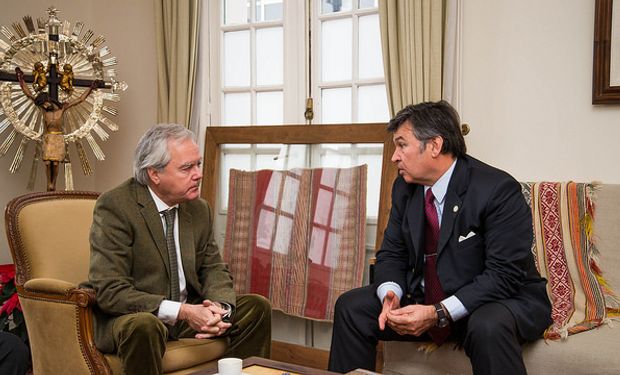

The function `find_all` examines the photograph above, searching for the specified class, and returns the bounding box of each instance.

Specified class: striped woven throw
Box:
[521,181,620,340]
[223,166,367,321]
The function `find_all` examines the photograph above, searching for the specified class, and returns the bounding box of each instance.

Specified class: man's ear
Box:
[429,136,444,157]
[147,167,159,185]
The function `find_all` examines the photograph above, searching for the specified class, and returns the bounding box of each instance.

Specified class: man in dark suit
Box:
[328,101,552,374]
[85,124,271,374]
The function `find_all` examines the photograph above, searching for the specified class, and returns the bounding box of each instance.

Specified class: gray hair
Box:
[133,124,197,185]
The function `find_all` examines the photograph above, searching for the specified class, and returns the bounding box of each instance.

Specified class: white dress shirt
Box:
[377,160,468,322]
[148,187,187,325]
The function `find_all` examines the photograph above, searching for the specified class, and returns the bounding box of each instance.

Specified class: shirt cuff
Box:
[376,281,403,302]
[441,295,468,322]
[157,300,182,325]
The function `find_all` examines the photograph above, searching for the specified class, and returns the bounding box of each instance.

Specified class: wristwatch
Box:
[434,303,450,328]
[220,302,233,323]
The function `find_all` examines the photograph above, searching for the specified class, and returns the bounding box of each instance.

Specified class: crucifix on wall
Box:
[0,6,127,191]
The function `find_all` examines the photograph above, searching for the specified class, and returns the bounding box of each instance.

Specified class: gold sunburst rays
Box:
[0,8,128,190]
[10,137,29,173]
[11,22,28,39]
[8,104,41,173]
[26,143,40,190]
[0,26,17,42]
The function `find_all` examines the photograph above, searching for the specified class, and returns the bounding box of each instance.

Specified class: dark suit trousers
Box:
[328,285,526,375]
[0,332,30,375]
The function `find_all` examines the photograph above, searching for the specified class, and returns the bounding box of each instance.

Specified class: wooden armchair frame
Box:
[5,191,113,374]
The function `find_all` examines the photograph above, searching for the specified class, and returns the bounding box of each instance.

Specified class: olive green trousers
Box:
[112,294,271,374]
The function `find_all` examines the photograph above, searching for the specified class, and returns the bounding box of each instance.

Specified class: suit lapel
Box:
[136,183,171,277]
[437,157,469,254]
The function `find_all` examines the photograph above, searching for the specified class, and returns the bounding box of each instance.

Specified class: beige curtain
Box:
[379,0,444,116]
[154,0,201,126]
[443,0,462,110]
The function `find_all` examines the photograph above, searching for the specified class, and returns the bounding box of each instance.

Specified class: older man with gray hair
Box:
[85,124,271,374]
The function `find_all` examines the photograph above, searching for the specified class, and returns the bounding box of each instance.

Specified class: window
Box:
[205,0,387,217]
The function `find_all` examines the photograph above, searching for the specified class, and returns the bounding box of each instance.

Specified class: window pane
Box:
[321,143,352,153]
[358,84,388,122]
[321,19,352,82]
[256,0,283,22]
[319,144,352,167]
[358,14,383,79]
[358,0,378,9]
[256,27,283,85]
[274,144,308,169]
[220,153,252,209]
[256,153,282,170]
[321,87,351,123]
[223,92,251,125]
[223,0,249,25]
[357,143,383,151]
[223,30,250,87]
[256,91,283,124]
[358,153,381,218]
[256,143,282,150]
[321,0,352,13]
[222,144,251,150]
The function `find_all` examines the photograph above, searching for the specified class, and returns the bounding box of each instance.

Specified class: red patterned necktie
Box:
[423,189,451,344]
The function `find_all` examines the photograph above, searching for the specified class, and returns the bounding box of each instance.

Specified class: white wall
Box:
[0,0,157,264]
[461,0,620,183]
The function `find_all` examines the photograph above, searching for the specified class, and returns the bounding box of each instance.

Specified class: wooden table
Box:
[192,356,339,375]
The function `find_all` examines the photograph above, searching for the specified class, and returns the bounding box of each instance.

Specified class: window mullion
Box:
[352,12,360,123]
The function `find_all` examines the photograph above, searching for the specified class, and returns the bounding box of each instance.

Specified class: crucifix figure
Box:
[0,6,126,191]
[15,67,102,191]
[0,7,127,190]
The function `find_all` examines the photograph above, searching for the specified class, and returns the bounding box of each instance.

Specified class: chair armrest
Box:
[24,278,77,294]
[23,278,97,307]
[18,280,109,374]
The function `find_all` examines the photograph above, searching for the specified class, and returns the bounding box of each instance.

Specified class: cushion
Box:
[384,324,620,375]
[521,182,619,339]
[223,166,367,321]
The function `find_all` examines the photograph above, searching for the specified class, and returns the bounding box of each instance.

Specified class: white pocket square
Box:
[458,231,477,242]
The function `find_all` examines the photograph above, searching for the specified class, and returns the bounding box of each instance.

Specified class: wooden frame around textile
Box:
[201,123,397,253]
[593,0,620,104]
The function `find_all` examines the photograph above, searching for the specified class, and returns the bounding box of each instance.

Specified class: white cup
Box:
[218,357,243,375]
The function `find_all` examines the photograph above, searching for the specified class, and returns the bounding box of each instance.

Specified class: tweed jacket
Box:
[373,155,553,341]
[84,178,235,352]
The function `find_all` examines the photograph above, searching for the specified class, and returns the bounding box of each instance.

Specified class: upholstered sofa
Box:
[382,184,620,375]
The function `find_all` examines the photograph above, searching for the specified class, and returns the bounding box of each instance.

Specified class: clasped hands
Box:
[178,299,231,339]
[378,290,437,336]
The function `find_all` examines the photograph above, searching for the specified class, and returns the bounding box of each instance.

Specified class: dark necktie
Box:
[423,189,451,345]
[162,208,181,302]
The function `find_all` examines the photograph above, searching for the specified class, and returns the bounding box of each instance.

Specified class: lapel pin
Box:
[453,205,459,212]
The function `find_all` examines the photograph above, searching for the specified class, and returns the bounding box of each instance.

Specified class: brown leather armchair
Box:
[5,191,227,374]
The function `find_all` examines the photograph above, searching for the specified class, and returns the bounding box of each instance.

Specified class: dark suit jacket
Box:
[373,155,552,341]
[84,178,236,352]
